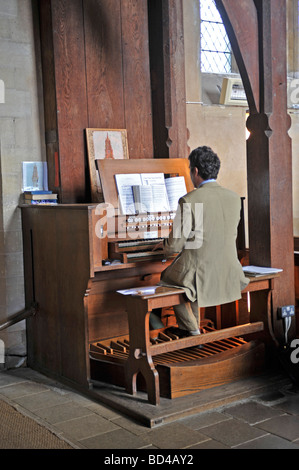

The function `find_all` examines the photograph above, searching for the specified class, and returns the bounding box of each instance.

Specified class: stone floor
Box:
[1,367,299,450]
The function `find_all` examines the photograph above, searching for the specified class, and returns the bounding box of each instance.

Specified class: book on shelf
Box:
[23,190,58,205]
[24,192,57,200]
[115,172,187,215]
[24,190,53,195]
[24,199,58,205]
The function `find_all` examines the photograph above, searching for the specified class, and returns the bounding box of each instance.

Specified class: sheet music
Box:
[115,174,142,214]
[138,173,170,212]
[165,176,187,211]
[151,184,170,212]
[140,173,166,186]
[115,172,187,214]
[133,184,170,212]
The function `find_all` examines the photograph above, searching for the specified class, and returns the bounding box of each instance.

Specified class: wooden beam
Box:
[215,0,260,113]
[216,0,295,342]
[148,0,188,158]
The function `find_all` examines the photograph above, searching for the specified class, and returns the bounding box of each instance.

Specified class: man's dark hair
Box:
[188,146,221,180]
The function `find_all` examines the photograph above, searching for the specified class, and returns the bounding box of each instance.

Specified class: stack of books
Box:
[23,190,58,205]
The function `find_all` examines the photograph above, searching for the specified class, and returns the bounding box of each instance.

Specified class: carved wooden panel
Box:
[38,0,156,203]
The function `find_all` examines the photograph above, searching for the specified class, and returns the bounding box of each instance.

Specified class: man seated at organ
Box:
[154,146,249,337]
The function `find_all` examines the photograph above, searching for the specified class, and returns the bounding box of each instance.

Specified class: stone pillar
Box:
[0,0,44,366]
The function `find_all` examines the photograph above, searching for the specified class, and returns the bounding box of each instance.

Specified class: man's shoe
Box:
[164,326,189,339]
[188,329,201,336]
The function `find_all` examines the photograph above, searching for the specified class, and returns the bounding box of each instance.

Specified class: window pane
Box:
[201,51,231,74]
[200,0,223,22]
[201,23,231,53]
[200,0,232,74]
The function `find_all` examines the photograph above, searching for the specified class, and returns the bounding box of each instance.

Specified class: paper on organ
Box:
[114,172,187,215]
[243,265,283,276]
[117,286,158,296]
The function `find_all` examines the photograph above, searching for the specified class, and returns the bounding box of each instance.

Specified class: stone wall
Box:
[0,0,44,367]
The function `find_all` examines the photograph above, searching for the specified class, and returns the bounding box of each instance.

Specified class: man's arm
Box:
[152,197,192,256]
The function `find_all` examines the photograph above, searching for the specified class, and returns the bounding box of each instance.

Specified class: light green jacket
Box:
[159,181,249,307]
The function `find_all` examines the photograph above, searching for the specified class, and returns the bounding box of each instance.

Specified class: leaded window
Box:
[200,0,232,74]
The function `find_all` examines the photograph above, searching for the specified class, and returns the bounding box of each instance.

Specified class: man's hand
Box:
[152,241,164,251]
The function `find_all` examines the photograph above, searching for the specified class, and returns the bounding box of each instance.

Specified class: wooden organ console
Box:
[21,158,275,407]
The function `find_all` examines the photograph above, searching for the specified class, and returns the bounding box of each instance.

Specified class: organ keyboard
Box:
[108,238,166,263]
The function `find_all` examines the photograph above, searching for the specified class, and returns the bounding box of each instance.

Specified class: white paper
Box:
[115,174,142,214]
[165,176,187,211]
[243,266,283,276]
[115,172,187,214]
[133,185,154,213]
[133,184,170,213]
[117,286,158,296]
[140,173,166,186]
[151,184,170,212]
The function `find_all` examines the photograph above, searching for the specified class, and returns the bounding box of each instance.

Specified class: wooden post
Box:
[216,0,295,343]
[148,0,188,158]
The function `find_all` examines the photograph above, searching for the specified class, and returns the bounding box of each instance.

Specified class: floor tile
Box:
[112,415,152,436]
[85,401,122,421]
[32,402,94,425]
[12,390,71,411]
[254,414,299,441]
[223,400,284,424]
[235,434,299,449]
[201,417,267,447]
[1,367,299,450]
[80,428,148,449]
[254,390,286,404]
[187,438,230,449]
[273,395,299,415]
[180,411,231,430]
[0,371,27,388]
[141,422,209,449]
[53,414,119,441]
[0,381,49,399]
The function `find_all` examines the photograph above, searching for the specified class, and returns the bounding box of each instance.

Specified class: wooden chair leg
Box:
[140,359,160,405]
[124,355,160,405]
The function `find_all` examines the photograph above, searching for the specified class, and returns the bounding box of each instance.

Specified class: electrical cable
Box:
[284,315,292,345]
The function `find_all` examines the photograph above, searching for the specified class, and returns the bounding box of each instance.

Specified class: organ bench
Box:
[120,274,279,405]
